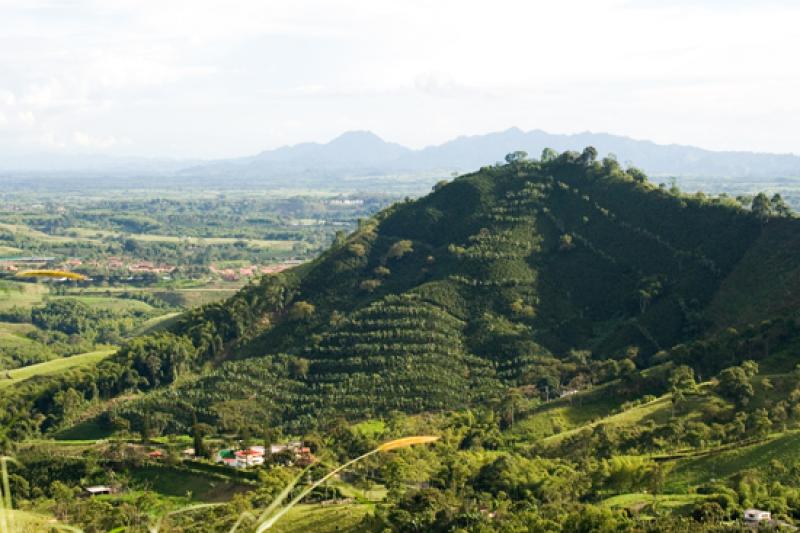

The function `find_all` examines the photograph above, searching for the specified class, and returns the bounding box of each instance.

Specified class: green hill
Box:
[4,149,800,438]
[6,149,800,532]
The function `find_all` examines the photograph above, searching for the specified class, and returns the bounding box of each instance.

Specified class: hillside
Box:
[6,148,800,531]
[6,147,800,440]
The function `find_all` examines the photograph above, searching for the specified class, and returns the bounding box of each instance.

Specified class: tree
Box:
[288,357,310,379]
[288,301,315,321]
[347,242,367,257]
[579,146,598,165]
[540,147,558,162]
[563,505,626,533]
[386,240,413,260]
[191,412,211,458]
[432,180,449,192]
[751,192,772,221]
[50,480,77,520]
[771,193,792,217]
[747,408,771,438]
[331,231,346,247]
[626,167,648,183]
[717,365,754,407]
[742,360,759,377]
[141,413,153,443]
[498,388,524,429]
[359,279,382,292]
[670,365,697,393]
[504,151,528,164]
[669,365,696,416]
[637,276,664,314]
[692,501,725,524]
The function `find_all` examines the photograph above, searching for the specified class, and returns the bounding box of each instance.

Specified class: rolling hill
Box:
[6,147,800,440]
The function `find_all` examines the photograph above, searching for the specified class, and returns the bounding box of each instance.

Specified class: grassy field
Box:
[0,280,49,310]
[50,294,156,312]
[127,233,297,250]
[0,321,43,358]
[0,244,24,255]
[352,419,386,438]
[509,380,640,442]
[666,431,800,491]
[271,503,373,533]
[3,222,300,252]
[52,418,114,441]
[537,394,672,446]
[6,509,60,532]
[153,288,238,308]
[0,321,38,335]
[0,222,104,244]
[601,492,706,517]
[0,329,50,354]
[0,348,115,389]
[129,311,183,336]
[129,465,253,502]
[62,225,298,250]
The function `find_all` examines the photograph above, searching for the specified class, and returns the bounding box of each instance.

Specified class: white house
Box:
[216,446,266,468]
[85,485,113,496]
[743,508,771,523]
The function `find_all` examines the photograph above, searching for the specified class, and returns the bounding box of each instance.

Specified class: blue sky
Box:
[1,0,799,158]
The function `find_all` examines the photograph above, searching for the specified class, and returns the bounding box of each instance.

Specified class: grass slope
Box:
[667,431,800,491]
[129,465,252,502]
[0,348,116,389]
[0,280,49,310]
[50,295,156,312]
[540,395,672,446]
[271,503,372,533]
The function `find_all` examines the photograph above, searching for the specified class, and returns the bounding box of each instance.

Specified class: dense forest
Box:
[3,148,800,531]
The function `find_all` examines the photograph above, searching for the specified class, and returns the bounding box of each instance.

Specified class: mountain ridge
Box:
[4,128,800,185]
[178,128,800,182]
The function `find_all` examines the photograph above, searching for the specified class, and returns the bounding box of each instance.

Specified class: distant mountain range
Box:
[4,128,800,190]
[176,128,800,183]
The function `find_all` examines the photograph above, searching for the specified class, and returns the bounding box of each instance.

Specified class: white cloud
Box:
[0,0,798,157]
[72,130,118,149]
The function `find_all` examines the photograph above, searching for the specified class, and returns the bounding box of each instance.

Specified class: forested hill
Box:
[4,148,800,439]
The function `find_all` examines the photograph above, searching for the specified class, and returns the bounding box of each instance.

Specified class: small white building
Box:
[216,446,266,468]
[85,485,113,496]
[743,508,771,523]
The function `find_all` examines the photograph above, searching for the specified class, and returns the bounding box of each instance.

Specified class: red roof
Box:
[234,449,263,457]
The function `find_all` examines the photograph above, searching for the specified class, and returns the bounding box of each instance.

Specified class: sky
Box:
[1,0,799,159]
